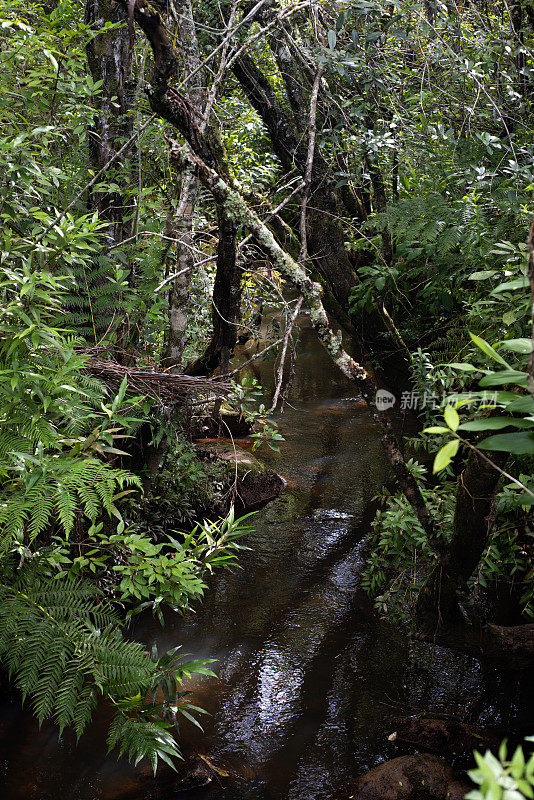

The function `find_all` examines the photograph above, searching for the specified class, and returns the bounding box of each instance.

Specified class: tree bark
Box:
[367,155,394,267]
[84,0,136,343]
[85,0,134,246]
[188,204,241,375]
[162,0,204,371]
[416,448,508,631]
[232,54,363,332]
[163,167,199,370]
[527,212,534,399]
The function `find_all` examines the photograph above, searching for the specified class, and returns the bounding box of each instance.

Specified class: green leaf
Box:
[468,270,497,280]
[433,439,460,473]
[179,708,204,730]
[502,310,516,325]
[444,405,460,431]
[469,332,511,368]
[516,780,534,799]
[499,339,533,354]
[490,276,529,294]
[479,370,528,388]
[507,396,534,413]
[479,432,534,454]
[423,426,450,434]
[511,746,526,780]
[458,417,534,431]
[449,362,479,372]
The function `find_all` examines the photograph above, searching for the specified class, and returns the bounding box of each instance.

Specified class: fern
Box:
[107,714,182,771]
[60,253,127,342]
[428,316,469,364]
[0,452,141,551]
[0,562,182,769]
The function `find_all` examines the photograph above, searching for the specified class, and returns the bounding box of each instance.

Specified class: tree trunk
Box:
[416,448,508,631]
[163,167,199,370]
[85,0,134,245]
[367,155,394,267]
[84,0,135,341]
[232,54,363,332]
[527,212,534,398]
[117,0,436,545]
[188,204,241,375]
[162,0,204,371]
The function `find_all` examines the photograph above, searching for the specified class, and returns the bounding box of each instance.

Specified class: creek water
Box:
[0,313,530,800]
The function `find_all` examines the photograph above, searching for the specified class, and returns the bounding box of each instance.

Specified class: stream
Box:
[0,313,530,800]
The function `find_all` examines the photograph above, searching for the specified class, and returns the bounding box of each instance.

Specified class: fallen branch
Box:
[269,297,302,412]
[84,358,231,403]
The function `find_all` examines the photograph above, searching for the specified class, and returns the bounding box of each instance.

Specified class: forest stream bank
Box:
[0,311,531,800]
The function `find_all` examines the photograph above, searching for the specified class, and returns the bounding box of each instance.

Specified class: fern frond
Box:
[0,567,181,769]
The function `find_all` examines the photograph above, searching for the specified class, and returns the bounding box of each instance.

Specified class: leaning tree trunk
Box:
[118,0,437,547]
[232,53,363,334]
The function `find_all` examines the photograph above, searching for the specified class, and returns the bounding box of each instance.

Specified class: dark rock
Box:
[486,623,534,662]
[195,412,254,438]
[195,440,285,513]
[333,754,471,800]
[235,466,285,512]
[100,749,215,799]
[413,622,534,667]
[395,716,500,756]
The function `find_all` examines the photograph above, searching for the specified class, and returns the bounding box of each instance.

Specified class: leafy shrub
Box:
[467,739,534,800]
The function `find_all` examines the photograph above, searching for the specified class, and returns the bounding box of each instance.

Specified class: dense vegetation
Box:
[0,0,532,790]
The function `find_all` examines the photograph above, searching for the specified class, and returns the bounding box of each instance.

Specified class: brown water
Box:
[0,315,530,800]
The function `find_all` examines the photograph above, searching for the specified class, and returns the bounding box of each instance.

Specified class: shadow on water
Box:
[0,314,531,800]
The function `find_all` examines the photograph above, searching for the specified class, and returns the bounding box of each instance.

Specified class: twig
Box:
[154,267,190,293]
[269,297,303,412]
[299,64,323,266]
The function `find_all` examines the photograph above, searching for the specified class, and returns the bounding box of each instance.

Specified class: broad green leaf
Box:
[506,396,534,413]
[433,439,460,473]
[490,276,529,294]
[449,362,479,372]
[469,332,511,368]
[444,405,460,431]
[458,418,534,431]
[502,310,516,325]
[479,432,534,454]
[449,390,517,409]
[468,270,497,280]
[499,339,533,354]
[423,426,450,434]
[510,746,525,779]
[479,370,528,388]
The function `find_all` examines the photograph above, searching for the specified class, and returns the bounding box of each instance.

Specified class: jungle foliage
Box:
[0,0,533,781]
